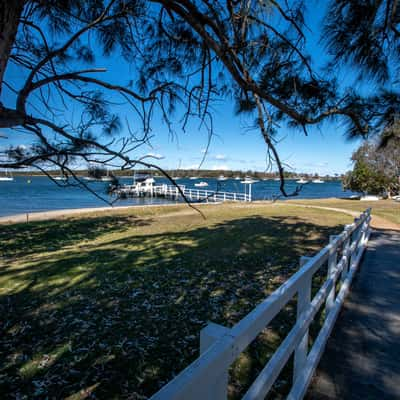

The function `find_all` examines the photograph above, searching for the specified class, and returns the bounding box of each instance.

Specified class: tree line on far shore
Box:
[2,167,343,181]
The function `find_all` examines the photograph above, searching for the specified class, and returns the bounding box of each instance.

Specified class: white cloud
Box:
[211,164,230,171]
[214,154,227,160]
[145,152,164,159]
[182,164,199,170]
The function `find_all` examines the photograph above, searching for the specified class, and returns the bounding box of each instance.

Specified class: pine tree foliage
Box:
[324,0,400,146]
[0,1,398,196]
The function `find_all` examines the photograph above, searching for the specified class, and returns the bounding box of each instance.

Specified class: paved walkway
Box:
[306,229,400,400]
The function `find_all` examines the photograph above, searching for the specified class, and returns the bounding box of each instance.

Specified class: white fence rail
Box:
[150,208,372,400]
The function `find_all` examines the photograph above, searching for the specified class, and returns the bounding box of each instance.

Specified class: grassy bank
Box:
[0,203,354,399]
[285,198,400,227]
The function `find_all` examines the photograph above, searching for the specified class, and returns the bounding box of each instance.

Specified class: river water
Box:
[0,176,356,217]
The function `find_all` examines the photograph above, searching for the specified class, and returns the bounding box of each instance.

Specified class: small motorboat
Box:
[360,195,380,201]
[312,178,324,183]
[189,176,198,180]
[100,176,113,182]
[241,177,259,184]
[217,175,228,181]
[54,176,67,181]
[296,178,308,184]
[194,181,208,187]
[0,170,14,181]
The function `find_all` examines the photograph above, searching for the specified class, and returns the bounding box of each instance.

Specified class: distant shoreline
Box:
[2,171,344,181]
[0,178,355,219]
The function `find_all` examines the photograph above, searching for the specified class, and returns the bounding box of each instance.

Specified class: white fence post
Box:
[326,235,338,314]
[342,224,352,279]
[199,323,230,399]
[351,217,364,263]
[293,256,312,382]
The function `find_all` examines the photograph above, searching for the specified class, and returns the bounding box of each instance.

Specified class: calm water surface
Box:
[0,176,356,217]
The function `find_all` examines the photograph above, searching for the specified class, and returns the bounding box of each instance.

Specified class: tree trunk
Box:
[0,0,25,97]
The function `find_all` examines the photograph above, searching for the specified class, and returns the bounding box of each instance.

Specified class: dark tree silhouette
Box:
[0,1,376,196]
[324,0,400,146]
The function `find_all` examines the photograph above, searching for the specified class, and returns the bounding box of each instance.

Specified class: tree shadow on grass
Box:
[0,215,152,257]
[0,215,345,399]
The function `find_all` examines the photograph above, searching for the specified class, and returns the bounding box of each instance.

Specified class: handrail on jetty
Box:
[116,184,251,202]
[150,208,372,400]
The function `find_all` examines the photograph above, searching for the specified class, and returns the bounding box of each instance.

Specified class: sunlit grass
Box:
[285,198,400,226]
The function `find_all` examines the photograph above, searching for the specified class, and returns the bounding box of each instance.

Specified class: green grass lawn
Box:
[0,203,353,399]
[285,198,400,227]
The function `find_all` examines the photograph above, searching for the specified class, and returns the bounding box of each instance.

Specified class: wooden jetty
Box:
[114,179,251,202]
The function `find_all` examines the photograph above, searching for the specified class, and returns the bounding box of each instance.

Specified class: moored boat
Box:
[194,181,208,187]
[0,170,14,182]
[240,176,259,184]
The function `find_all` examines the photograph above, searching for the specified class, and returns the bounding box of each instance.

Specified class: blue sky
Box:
[2,2,365,175]
[122,2,362,175]
[138,104,361,175]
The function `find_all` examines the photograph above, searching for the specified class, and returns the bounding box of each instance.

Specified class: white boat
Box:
[189,176,198,180]
[0,170,14,181]
[83,176,96,181]
[241,177,259,184]
[312,178,324,183]
[274,178,281,181]
[100,169,114,181]
[360,195,380,201]
[296,178,308,184]
[194,181,208,187]
[172,177,181,180]
[217,175,228,181]
[234,176,241,180]
[54,176,67,181]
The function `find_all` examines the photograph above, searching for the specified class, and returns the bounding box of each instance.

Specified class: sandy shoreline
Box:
[0,203,180,224]
[0,201,226,224]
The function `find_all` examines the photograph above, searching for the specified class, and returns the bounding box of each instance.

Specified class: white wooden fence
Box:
[150,208,372,400]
